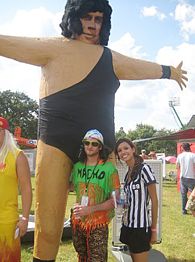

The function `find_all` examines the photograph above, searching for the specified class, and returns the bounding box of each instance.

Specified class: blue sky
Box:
[0,0,195,132]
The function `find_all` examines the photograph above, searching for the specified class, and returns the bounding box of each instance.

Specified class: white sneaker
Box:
[192,233,195,238]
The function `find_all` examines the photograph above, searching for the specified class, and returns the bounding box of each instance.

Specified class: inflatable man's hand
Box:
[171,61,188,90]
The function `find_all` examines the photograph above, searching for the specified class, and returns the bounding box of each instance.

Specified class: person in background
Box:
[140,149,149,160]
[0,116,32,262]
[148,151,157,160]
[115,138,158,262]
[176,143,195,215]
[0,0,187,260]
[70,129,120,262]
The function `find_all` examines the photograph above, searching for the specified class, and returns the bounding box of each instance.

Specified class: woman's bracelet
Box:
[151,228,157,232]
[21,216,29,222]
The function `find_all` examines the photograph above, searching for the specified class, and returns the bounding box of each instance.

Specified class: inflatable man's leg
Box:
[33,140,72,261]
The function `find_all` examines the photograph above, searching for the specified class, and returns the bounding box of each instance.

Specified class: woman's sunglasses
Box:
[83,140,100,147]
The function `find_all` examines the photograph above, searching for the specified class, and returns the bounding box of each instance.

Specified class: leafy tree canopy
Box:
[115,124,177,156]
[0,90,38,139]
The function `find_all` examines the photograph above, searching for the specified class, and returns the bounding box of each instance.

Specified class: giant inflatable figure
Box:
[0,0,188,261]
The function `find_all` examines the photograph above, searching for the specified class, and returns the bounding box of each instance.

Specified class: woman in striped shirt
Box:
[115,138,158,262]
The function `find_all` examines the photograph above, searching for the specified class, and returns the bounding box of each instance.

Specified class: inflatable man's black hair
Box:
[60,0,112,46]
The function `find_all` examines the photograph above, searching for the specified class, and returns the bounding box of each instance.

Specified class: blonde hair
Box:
[0,129,19,164]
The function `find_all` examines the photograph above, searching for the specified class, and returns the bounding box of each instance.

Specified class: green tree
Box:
[115,127,127,140]
[116,124,177,156]
[127,124,156,154]
[127,123,156,140]
[151,128,177,155]
[0,90,38,139]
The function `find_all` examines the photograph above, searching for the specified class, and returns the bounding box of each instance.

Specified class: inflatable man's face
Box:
[77,11,103,44]
[60,0,112,46]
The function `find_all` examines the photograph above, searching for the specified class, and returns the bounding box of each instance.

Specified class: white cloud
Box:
[141,6,166,21]
[110,34,194,132]
[0,7,62,101]
[0,7,62,36]
[109,32,146,59]
[156,42,195,82]
[174,2,195,41]
[0,57,40,101]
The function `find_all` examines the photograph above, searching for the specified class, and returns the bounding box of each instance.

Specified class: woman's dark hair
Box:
[78,142,112,163]
[60,0,112,46]
[115,138,138,160]
[115,138,143,181]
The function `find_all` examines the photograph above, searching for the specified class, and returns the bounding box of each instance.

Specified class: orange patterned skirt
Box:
[0,223,21,262]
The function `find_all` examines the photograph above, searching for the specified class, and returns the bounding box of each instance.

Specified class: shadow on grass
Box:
[163,182,177,188]
[21,244,33,254]
[168,258,195,262]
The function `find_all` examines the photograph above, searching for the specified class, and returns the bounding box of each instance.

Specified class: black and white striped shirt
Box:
[123,163,156,228]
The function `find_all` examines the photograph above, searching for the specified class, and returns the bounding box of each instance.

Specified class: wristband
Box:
[21,216,29,222]
[151,228,157,232]
[160,65,171,79]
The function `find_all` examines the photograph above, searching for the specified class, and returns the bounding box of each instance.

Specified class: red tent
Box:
[133,128,195,143]
[156,128,195,141]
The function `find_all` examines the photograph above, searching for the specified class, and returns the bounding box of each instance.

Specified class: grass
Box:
[20,164,195,261]
[155,180,195,261]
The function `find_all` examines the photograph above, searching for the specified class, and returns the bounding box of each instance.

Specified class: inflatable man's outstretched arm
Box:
[0,35,54,66]
[112,50,188,90]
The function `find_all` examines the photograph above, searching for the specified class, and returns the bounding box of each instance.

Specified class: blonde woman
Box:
[0,116,32,262]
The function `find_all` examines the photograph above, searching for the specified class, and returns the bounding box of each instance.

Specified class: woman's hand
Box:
[16,217,28,237]
[150,230,157,245]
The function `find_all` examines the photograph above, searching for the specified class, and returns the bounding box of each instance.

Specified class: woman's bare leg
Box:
[131,251,149,262]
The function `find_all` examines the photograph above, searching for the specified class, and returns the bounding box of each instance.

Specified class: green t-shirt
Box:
[70,161,120,228]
